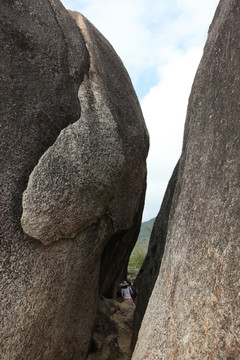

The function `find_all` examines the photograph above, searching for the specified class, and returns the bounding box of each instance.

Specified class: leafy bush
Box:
[127,246,147,282]
[127,218,155,282]
[129,246,146,269]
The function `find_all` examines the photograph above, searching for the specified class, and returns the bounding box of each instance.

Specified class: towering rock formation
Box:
[0,1,148,359]
[132,0,240,358]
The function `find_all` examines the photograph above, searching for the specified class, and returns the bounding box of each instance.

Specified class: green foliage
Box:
[127,217,155,282]
[129,246,146,269]
[127,247,146,283]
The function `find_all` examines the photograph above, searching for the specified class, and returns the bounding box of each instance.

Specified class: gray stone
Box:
[131,162,179,350]
[0,1,148,359]
[87,297,134,360]
[21,11,148,245]
[133,0,240,358]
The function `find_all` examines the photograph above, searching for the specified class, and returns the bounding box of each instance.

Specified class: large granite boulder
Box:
[0,1,148,359]
[133,0,240,358]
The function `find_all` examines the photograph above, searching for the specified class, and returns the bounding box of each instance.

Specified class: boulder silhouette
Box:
[0,1,148,359]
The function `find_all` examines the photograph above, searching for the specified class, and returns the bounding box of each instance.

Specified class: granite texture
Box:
[0,1,148,359]
[131,162,179,350]
[132,0,240,358]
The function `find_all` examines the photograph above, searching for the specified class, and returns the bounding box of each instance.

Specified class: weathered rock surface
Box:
[87,297,135,360]
[0,1,148,359]
[131,162,179,349]
[21,10,148,245]
[133,0,240,359]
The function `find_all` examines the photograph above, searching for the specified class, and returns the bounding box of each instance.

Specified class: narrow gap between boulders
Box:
[87,296,135,360]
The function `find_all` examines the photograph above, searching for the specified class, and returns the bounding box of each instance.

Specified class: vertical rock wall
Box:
[133,0,240,358]
[131,162,179,349]
[0,1,148,359]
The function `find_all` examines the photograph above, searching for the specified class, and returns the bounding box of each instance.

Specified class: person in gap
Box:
[120,280,135,306]
[127,281,137,303]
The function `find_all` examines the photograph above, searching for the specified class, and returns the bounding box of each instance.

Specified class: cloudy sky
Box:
[61,0,219,221]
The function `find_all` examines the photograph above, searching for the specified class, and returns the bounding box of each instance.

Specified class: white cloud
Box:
[61,0,219,95]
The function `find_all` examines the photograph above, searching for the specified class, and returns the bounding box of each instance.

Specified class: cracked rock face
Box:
[133,0,240,359]
[1,1,148,359]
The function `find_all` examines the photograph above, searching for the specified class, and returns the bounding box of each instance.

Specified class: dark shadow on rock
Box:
[99,186,147,300]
